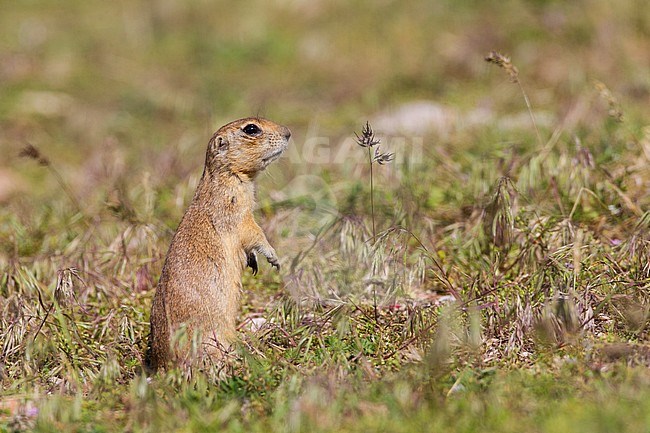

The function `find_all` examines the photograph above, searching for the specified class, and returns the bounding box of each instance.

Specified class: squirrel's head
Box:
[205,117,291,180]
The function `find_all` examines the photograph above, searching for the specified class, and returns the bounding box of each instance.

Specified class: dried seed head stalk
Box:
[594,80,624,122]
[354,122,394,164]
[485,51,543,147]
[485,51,519,83]
[354,122,394,241]
[19,142,85,217]
[19,143,49,166]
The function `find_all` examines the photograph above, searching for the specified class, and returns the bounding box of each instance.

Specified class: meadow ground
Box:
[1,1,649,432]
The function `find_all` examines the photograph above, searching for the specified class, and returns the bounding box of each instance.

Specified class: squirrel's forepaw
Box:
[247,251,259,275]
[267,255,280,271]
[257,245,280,271]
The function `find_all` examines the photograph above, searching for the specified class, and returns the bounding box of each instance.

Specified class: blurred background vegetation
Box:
[2,0,648,207]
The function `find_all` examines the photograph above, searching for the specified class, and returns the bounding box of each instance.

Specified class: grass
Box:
[1,0,650,432]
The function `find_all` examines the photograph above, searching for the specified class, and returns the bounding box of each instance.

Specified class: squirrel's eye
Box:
[242,124,261,135]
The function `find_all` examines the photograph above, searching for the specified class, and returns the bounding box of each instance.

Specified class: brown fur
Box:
[147,117,291,372]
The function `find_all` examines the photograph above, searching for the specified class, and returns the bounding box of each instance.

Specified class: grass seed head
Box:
[355,122,380,148]
[19,143,49,166]
[55,268,75,307]
[485,51,519,82]
[374,147,394,165]
[594,80,624,122]
[54,267,85,308]
[483,177,516,250]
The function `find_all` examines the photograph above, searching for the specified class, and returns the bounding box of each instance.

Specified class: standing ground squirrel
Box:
[147,117,291,372]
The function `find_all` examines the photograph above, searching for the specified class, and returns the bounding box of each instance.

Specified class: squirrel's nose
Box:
[281,126,291,140]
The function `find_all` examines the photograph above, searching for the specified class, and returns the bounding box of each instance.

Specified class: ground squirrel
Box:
[147,117,291,372]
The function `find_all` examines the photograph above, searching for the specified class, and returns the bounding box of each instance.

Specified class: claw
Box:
[247,251,258,275]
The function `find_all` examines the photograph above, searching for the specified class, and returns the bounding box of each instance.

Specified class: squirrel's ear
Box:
[210,136,229,154]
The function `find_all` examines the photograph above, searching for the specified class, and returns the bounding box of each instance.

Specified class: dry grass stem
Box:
[485,51,544,147]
